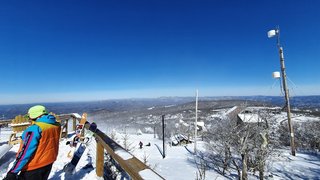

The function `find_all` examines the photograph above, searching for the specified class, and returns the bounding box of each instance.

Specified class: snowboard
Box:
[65,114,88,158]
[63,122,97,174]
[63,143,87,173]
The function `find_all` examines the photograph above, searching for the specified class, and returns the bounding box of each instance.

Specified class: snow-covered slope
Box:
[1,123,320,179]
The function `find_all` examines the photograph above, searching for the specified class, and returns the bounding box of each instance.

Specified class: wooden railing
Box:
[56,113,81,139]
[0,119,12,126]
[81,115,165,180]
[3,113,164,179]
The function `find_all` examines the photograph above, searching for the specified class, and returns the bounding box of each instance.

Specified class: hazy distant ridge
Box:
[0,96,319,119]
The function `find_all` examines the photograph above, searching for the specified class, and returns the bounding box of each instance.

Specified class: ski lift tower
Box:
[268,27,296,156]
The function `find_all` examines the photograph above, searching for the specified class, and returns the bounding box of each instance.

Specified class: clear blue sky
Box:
[0,0,319,104]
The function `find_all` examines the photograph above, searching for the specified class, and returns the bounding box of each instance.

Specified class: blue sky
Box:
[0,0,319,104]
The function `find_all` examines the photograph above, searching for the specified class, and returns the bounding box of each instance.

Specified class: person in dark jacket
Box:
[4,105,61,180]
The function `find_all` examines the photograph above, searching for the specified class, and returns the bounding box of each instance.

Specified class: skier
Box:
[139,141,143,149]
[4,105,61,180]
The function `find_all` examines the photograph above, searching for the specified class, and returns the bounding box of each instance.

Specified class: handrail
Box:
[0,120,12,126]
[83,120,165,180]
[6,113,164,179]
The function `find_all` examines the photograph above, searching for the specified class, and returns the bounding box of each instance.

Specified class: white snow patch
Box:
[197,121,205,127]
[147,107,155,110]
[225,106,238,115]
[9,122,31,127]
[139,169,163,180]
[72,113,82,119]
[292,114,320,122]
[238,113,261,123]
[115,149,133,160]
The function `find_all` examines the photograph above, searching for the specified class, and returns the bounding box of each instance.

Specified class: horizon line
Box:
[1,95,320,106]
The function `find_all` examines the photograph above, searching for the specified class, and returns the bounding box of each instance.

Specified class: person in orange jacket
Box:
[4,105,61,180]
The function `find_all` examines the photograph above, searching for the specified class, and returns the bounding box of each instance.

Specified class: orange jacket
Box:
[10,115,61,173]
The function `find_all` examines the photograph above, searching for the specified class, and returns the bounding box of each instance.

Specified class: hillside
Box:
[1,96,319,119]
[0,97,320,179]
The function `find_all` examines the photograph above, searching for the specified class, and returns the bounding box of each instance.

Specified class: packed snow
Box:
[1,107,320,179]
[1,131,319,179]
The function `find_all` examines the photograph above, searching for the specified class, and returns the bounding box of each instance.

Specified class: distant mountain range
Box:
[235,96,320,109]
[0,96,319,119]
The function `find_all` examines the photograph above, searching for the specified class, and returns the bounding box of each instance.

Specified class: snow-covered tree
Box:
[204,107,276,180]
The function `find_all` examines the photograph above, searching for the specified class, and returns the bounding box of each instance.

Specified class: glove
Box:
[3,172,18,180]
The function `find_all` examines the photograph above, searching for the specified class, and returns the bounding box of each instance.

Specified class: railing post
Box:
[96,140,104,177]
[65,119,68,136]
[73,117,76,131]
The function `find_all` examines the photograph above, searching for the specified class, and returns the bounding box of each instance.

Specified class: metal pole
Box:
[275,26,295,156]
[194,89,198,153]
[162,115,165,158]
[278,46,296,156]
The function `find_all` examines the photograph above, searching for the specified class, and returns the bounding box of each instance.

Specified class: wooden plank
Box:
[72,117,76,131]
[96,135,143,180]
[0,120,12,126]
[96,141,104,177]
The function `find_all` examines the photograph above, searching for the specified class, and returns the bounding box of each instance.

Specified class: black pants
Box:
[18,164,52,180]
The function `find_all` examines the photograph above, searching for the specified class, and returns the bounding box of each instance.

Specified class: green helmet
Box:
[28,105,48,119]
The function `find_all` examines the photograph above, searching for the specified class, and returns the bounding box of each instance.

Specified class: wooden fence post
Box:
[73,117,76,131]
[96,140,104,177]
[65,119,68,136]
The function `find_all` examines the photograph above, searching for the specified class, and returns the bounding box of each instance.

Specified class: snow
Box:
[123,133,224,179]
[72,113,82,119]
[239,107,320,124]
[147,107,155,110]
[164,105,175,108]
[1,120,320,179]
[197,121,205,127]
[115,149,133,160]
[179,119,189,127]
[291,113,320,122]
[9,122,31,127]
[270,149,320,179]
[0,128,19,178]
[139,169,163,180]
[224,106,238,115]
[238,113,261,123]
